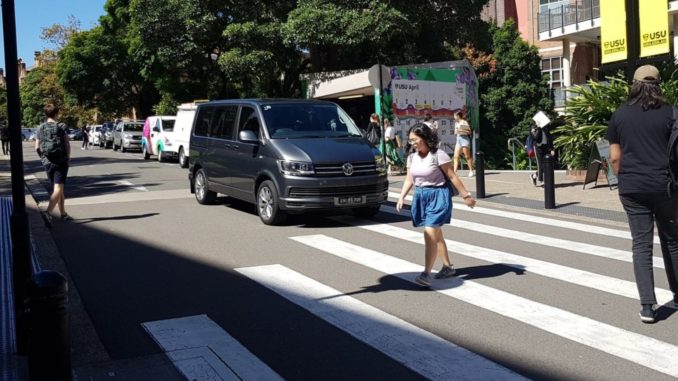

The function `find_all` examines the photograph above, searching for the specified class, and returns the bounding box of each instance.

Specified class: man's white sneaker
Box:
[468,170,475,178]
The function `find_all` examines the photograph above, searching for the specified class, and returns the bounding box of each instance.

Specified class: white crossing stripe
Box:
[380,204,665,269]
[290,234,678,378]
[118,180,148,192]
[143,314,283,381]
[335,215,675,306]
[237,264,527,381]
[387,191,660,244]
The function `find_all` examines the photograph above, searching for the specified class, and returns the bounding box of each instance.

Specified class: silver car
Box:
[112,120,144,152]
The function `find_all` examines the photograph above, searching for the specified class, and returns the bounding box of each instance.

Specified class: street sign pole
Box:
[2,0,33,355]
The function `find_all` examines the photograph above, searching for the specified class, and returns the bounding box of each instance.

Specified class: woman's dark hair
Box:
[627,81,667,111]
[407,122,439,153]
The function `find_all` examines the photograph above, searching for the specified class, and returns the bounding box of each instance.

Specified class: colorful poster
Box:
[639,0,670,58]
[600,0,627,64]
[391,79,466,147]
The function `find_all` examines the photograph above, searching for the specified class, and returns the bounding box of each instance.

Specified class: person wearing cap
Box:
[606,65,678,324]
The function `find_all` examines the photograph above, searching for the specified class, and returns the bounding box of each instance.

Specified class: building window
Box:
[542,56,563,89]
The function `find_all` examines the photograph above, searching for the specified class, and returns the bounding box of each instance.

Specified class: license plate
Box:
[335,195,366,206]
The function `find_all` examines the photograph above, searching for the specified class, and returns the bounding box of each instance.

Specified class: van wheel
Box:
[257,180,287,225]
[143,145,150,160]
[121,145,127,153]
[194,169,216,205]
[352,205,380,218]
[179,147,188,168]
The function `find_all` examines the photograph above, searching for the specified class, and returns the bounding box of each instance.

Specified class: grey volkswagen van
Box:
[188,99,389,225]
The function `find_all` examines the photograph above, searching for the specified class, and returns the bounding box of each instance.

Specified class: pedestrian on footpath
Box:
[607,65,678,323]
[383,118,404,174]
[0,124,9,156]
[453,111,475,177]
[81,126,90,150]
[35,104,72,227]
[529,121,555,187]
[396,123,476,287]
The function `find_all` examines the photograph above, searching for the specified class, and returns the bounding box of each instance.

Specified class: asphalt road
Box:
[23,142,678,381]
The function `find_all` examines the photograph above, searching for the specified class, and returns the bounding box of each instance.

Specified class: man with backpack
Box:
[606,65,678,324]
[528,122,554,187]
[0,124,9,156]
[35,104,72,226]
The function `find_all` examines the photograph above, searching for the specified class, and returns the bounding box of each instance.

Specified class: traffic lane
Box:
[50,193,676,381]
[24,142,189,199]
[48,195,428,380]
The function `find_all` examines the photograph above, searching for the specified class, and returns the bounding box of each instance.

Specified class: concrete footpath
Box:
[0,151,625,380]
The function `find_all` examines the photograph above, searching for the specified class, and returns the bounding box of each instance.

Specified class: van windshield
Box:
[261,103,363,139]
[161,119,175,132]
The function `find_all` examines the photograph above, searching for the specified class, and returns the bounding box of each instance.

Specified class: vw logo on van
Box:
[342,162,354,176]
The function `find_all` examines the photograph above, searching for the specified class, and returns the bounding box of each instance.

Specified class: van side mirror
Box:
[239,130,259,142]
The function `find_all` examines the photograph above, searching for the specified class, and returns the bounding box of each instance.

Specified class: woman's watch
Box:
[463,193,473,199]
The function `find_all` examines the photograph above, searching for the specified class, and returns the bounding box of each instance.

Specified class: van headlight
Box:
[374,155,386,173]
[278,160,315,176]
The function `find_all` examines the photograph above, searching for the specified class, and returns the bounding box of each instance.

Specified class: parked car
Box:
[188,99,388,225]
[21,128,36,141]
[112,120,144,152]
[141,115,177,162]
[67,128,83,140]
[89,125,103,146]
[99,122,115,148]
[173,102,204,168]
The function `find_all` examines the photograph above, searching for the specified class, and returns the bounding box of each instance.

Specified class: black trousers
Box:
[535,145,549,182]
[620,192,678,305]
[1,140,8,155]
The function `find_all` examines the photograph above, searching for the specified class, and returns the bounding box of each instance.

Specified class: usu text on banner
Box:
[639,0,670,58]
[600,0,627,64]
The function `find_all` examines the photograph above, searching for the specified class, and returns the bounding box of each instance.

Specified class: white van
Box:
[173,102,202,168]
[142,115,177,162]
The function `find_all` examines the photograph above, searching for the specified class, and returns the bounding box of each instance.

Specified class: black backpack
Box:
[530,126,543,144]
[667,107,678,195]
[39,122,67,164]
[365,122,381,146]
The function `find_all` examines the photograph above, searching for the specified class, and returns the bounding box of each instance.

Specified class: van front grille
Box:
[289,182,388,198]
[314,161,377,177]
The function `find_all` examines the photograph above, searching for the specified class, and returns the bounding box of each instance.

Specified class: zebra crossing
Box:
[144,200,678,381]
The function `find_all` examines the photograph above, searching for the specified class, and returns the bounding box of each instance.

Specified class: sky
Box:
[0,0,107,71]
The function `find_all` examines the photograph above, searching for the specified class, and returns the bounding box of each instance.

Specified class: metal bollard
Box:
[543,154,555,209]
[475,151,486,198]
[26,270,71,381]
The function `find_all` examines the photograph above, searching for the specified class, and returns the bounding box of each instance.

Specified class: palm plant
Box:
[553,76,628,170]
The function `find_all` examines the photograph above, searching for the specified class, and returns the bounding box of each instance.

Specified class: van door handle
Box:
[232,144,239,151]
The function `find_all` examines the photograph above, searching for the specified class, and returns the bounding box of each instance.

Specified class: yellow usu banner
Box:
[639,0,670,58]
[600,0,627,64]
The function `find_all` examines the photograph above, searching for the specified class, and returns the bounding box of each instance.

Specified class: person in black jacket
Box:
[364,113,382,147]
[529,122,554,187]
[607,65,678,324]
[0,124,9,156]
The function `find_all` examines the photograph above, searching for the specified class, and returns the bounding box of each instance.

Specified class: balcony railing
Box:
[538,0,600,35]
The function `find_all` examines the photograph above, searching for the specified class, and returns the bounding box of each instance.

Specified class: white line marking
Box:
[291,234,678,378]
[143,314,283,381]
[387,191,660,244]
[237,264,527,381]
[117,180,148,192]
[65,189,191,206]
[339,214,675,305]
[381,204,665,270]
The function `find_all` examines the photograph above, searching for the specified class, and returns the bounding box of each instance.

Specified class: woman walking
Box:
[383,118,404,174]
[396,123,476,286]
[453,111,475,177]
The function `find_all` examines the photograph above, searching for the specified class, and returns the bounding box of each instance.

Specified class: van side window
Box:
[211,106,238,139]
[238,106,260,140]
[194,107,214,137]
